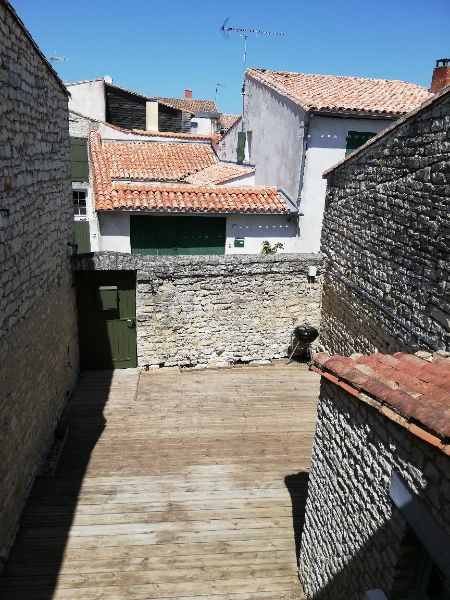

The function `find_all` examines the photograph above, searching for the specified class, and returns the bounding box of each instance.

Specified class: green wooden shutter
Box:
[345,131,377,156]
[130,216,225,256]
[71,138,89,181]
[237,132,246,164]
[74,220,91,253]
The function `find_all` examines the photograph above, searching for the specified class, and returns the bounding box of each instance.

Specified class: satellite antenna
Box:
[220,18,284,129]
[215,83,227,105]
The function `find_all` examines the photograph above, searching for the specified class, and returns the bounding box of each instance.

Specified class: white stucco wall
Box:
[299,115,393,252]
[243,78,307,201]
[96,212,298,255]
[72,182,99,251]
[218,120,241,162]
[191,117,214,134]
[67,80,106,121]
[221,172,255,187]
[98,212,131,252]
[226,214,299,254]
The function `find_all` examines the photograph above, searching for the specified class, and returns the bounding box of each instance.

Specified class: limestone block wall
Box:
[321,90,450,355]
[299,378,450,599]
[0,2,78,565]
[75,252,323,367]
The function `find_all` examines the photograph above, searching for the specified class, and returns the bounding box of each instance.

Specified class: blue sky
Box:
[11,0,450,114]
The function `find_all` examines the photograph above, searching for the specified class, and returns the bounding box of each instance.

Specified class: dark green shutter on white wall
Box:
[236,132,246,164]
[74,220,91,253]
[345,131,377,156]
[70,138,89,181]
[130,216,226,256]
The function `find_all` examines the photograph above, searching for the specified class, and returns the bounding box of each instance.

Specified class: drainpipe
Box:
[296,111,312,211]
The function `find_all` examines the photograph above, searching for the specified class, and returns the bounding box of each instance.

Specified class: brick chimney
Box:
[185,88,192,99]
[431,58,450,92]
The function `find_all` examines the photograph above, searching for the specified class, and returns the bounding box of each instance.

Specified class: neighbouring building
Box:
[86,126,301,255]
[300,351,450,600]
[219,66,436,252]
[157,89,221,134]
[0,0,78,566]
[320,82,450,356]
[67,78,220,135]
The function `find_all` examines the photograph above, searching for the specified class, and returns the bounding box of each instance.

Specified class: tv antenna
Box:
[215,82,227,105]
[220,18,284,129]
[50,52,70,63]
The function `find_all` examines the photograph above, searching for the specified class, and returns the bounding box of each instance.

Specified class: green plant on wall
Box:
[261,240,284,254]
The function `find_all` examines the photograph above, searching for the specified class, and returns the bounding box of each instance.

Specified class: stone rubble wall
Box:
[321,91,450,355]
[299,377,450,599]
[0,5,78,566]
[74,252,323,368]
[68,110,99,138]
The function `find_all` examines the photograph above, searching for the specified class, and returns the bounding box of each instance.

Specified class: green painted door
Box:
[75,271,137,370]
[130,216,226,255]
[74,220,91,253]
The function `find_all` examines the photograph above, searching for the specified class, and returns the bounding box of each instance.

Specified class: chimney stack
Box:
[185,88,192,99]
[431,58,450,92]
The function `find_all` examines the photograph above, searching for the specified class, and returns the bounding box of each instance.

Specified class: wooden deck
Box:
[1,362,320,599]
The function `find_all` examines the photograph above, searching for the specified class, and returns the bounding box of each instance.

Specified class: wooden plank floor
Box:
[0,362,320,599]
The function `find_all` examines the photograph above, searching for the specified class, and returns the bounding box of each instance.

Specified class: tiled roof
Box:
[101,122,221,143]
[89,131,290,214]
[89,131,217,184]
[324,84,450,177]
[157,97,218,114]
[96,183,289,214]
[247,68,434,116]
[102,139,216,182]
[311,352,450,449]
[185,163,255,185]
[218,114,241,132]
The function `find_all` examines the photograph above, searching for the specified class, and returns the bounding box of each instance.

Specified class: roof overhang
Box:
[311,109,400,121]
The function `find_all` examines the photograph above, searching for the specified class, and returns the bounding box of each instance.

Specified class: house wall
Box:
[221,172,255,186]
[218,118,241,162]
[191,116,214,134]
[243,77,308,202]
[320,92,450,355]
[0,4,78,566]
[97,212,299,255]
[74,252,323,368]
[68,110,98,137]
[299,114,391,253]
[225,213,299,254]
[98,212,131,252]
[67,79,106,121]
[299,376,450,599]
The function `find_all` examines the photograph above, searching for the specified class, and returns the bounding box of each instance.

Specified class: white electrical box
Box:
[308,265,317,277]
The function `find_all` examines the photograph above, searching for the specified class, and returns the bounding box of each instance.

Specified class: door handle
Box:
[126,318,136,329]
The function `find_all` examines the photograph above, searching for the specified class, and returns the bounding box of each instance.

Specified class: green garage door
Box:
[130,216,226,255]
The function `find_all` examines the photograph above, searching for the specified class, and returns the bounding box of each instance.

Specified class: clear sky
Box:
[10,0,450,115]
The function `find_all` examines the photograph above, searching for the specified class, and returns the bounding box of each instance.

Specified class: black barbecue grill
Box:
[288,323,319,364]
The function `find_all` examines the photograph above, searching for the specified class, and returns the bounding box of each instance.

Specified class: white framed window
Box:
[73,190,87,216]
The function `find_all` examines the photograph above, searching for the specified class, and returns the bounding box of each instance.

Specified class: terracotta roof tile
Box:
[101,122,221,144]
[102,139,216,182]
[312,352,450,442]
[185,163,255,185]
[247,68,434,116]
[89,132,289,215]
[218,114,241,132]
[157,97,218,113]
[97,183,289,214]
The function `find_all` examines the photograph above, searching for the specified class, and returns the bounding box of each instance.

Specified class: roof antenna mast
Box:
[220,18,284,130]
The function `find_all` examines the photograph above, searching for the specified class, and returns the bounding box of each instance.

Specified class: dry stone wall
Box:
[75,252,323,368]
[299,378,450,599]
[321,91,450,355]
[0,4,78,566]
